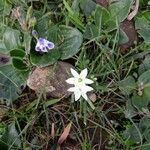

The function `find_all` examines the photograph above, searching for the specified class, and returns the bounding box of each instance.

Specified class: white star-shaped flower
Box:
[66,68,94,101]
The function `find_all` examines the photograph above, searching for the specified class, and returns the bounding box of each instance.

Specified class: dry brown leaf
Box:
[57,122,72,145]
[51,123,55,139]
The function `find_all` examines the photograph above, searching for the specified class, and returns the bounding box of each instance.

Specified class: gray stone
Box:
[27,61,74,98]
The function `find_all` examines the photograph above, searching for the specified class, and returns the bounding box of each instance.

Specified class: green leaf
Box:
[10,49,25,58]
[95,5,110,28]
[123,124,141,144]
[35,13,51,37]
[84,5,116,39]
[46,25,60,44]
[0,122,21,149]
[80,0,96,17]
[0,0,12,15]
[141,11,150,21]
[109,0,133,23]
[144,87,150,98]
[3,28,21,50]
[45,99,60,107]
[84,23,99,39]
[0,40,7,53]
[139,117,150,142]
[131,89,150,110]
[30,48,60,66]
[131,95,145,109]
[141,143,150,150]
[138,57,150,75]
[125,98,136,118]
[135,16,150,43]
[118,76,136,95]
[9,49,28,70]
[59,25,83,59]
[0,64,28,102]
[12,58,28,71]
[138,70,150,87]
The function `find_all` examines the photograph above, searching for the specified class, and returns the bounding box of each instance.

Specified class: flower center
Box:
[78,78,83,83]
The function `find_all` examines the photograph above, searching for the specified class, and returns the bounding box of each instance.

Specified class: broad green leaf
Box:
[135,16,150,43]
[109,0,133,23]
[3,28,21,50]
[141,143,150,150]
[139,117,150,142]
[125,98,136,118]
[12,58,28,71]
[0,0,12,15]
[46,25,60,44]
[123,124,141,144]
[144,87,150,98]
[84,6,116,39]
[0,41,7,53]
[34,13,51,37]
[139,117,150,131]
[138,57,150,75]
[95,5,110,28]
[138,70,150,86]
[72,0,80,14]
[95,6,116,32]
[30,48,60,66]
[10,49,25,58]
[141,11,150,21]
[0,64,28,102]
[9,49,28,70]
[59,25,83,59]
[0,122,21,149]
[84,23,99,39]
[118,76,136,95]
[131,89,150,109]
[80,0,96,17]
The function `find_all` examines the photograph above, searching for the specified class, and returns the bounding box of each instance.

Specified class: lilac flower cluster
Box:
[35,38,54,52]
[32,30,55,52]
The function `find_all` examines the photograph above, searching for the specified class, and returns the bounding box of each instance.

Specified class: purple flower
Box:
[35,37,55,52]
[32,30,38,37]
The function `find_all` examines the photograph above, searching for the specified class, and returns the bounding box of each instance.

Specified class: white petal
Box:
[85,78,94,84]
[74,91,82,101]
[35,43,41,51]
[35,46,40,51]
[80,68,88,78]
[83,85,93,92]
[67,87,77,92]
[44,39,50,44]
[46,41,55,49]
[70,68,79,78]
[66,78,75,84]
[82,92,88,100]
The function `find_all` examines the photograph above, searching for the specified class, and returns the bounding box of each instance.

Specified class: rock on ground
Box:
[27,61,74,98]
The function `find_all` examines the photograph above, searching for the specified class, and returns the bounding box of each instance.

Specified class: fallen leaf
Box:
[57,122,72,145]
